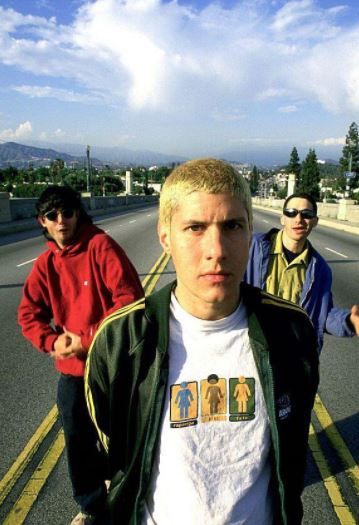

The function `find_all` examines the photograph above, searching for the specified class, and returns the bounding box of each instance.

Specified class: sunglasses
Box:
[283,208,316,220]
[43,208,75,221]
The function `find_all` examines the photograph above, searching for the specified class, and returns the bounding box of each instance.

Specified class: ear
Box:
[158,221,171,254]
[280,215,285,226]
[312,216,319,228]
[38,216,46,228]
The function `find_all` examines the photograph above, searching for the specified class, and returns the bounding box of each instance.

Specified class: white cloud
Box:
[211,109,244,122]
[279,105,298,113]
[0,121,33,140]
[54,128,66,137]
[0,0,358,116]
[270,0,345,40]
[257,88,289,101]
[13,85,104,104]
[39,128,66,140]
[314,137,345,146]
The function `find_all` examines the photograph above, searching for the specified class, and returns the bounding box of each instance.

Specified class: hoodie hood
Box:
[47,223,104,256]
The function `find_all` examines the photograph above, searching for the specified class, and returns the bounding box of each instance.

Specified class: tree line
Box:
[0,162,172,198]
[249,122,359,202]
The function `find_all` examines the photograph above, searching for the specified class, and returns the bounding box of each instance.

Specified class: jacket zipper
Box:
[133,352,167,524]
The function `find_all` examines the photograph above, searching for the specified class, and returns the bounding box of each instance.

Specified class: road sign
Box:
[344,171,356,178]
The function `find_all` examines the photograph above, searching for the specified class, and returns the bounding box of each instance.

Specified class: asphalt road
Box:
[0,204,358,525]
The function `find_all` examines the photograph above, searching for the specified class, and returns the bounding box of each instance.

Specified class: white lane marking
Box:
[129,220,136,224]
[262,219,269,224]
[325,247,348,259]
[105,229,110,233]
[147,214,152,217]
[17,257,37,268]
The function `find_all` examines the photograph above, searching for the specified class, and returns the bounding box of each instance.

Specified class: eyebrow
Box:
[181,217,248,226]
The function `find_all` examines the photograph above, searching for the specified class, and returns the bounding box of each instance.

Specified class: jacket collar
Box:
[145,281,174,354]
[145,280,269,355]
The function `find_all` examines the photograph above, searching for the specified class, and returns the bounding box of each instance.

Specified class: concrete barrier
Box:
[0,194,159,236]
[0,192,11,222]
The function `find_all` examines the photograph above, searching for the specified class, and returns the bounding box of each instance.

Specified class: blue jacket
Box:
[244,229,353,351]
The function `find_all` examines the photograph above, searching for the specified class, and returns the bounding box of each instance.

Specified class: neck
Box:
[282,231,306,254]
[174,285,240,321]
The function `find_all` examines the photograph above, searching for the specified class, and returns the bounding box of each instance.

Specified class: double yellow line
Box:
[308,394,359,524]
[2,252,357,524]
[0,251,171,525]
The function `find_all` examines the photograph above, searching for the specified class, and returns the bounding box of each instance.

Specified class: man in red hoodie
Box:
[18,186,144,525]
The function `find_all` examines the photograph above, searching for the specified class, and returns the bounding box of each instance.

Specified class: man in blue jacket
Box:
[244,192,359,351]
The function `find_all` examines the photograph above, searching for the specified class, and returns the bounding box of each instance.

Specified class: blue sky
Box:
[0,0,358,162]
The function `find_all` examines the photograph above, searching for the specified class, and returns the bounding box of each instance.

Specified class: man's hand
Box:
[52,329,87,360]
[349,304,359,336]
[63,328,87,360]
[52,333,73,359]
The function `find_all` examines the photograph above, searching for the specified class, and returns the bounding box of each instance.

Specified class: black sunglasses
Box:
[283,208,316,220]
[43,208,75,221]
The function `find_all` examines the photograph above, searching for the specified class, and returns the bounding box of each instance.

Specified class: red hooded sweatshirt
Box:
[18,223,143,376]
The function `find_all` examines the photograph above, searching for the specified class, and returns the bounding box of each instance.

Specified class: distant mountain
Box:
[323,159,340,166]
[0,141,340,170]
[218,148,289,168]
[218,147,341,168]
[26,141,187,166]
[0,142,98,169]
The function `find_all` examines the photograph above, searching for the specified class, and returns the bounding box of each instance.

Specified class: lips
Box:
[201,273,230,283]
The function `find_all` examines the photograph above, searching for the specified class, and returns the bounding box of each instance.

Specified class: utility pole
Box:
[86,145,91,193]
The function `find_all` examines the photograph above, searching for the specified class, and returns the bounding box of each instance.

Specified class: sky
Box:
[0,0,358,163]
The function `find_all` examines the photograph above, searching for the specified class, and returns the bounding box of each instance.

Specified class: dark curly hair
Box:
[36,185,92,225]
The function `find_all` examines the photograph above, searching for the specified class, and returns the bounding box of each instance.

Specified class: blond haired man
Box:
[86,159,318,525]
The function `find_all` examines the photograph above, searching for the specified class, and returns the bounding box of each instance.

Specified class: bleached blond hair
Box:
[159,158,253,229]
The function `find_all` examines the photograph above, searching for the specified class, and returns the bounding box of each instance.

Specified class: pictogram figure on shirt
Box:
[200,374,226,422]
[175,382,194,419]
[234,375,251,413]
[229,376,255,422]
[170,381,198,428]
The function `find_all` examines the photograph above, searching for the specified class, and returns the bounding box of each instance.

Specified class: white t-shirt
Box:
[143,294,273,525]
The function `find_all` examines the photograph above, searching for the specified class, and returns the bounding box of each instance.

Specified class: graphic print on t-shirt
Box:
[169,376,256,427]
[200,374,227,423]
[170,381,198,428]
[229,376,255,421]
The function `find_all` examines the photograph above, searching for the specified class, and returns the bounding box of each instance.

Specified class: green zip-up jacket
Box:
[85,281,319,525]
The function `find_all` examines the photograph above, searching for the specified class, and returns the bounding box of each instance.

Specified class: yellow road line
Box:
[308,424,356,525]
[314,394,359,495]
[0,251,170,520]
[141,251,168,290]
[144,253,171,296]
[0,405,58,505]
[2,430,65,525]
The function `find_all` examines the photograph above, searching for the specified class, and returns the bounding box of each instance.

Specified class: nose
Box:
[293,212,305,224]
[56,212,66,224]
[205,226,226,260]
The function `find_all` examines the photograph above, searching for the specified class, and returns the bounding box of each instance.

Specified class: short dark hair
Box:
[36,186,92,225]
[283,192,317,216]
